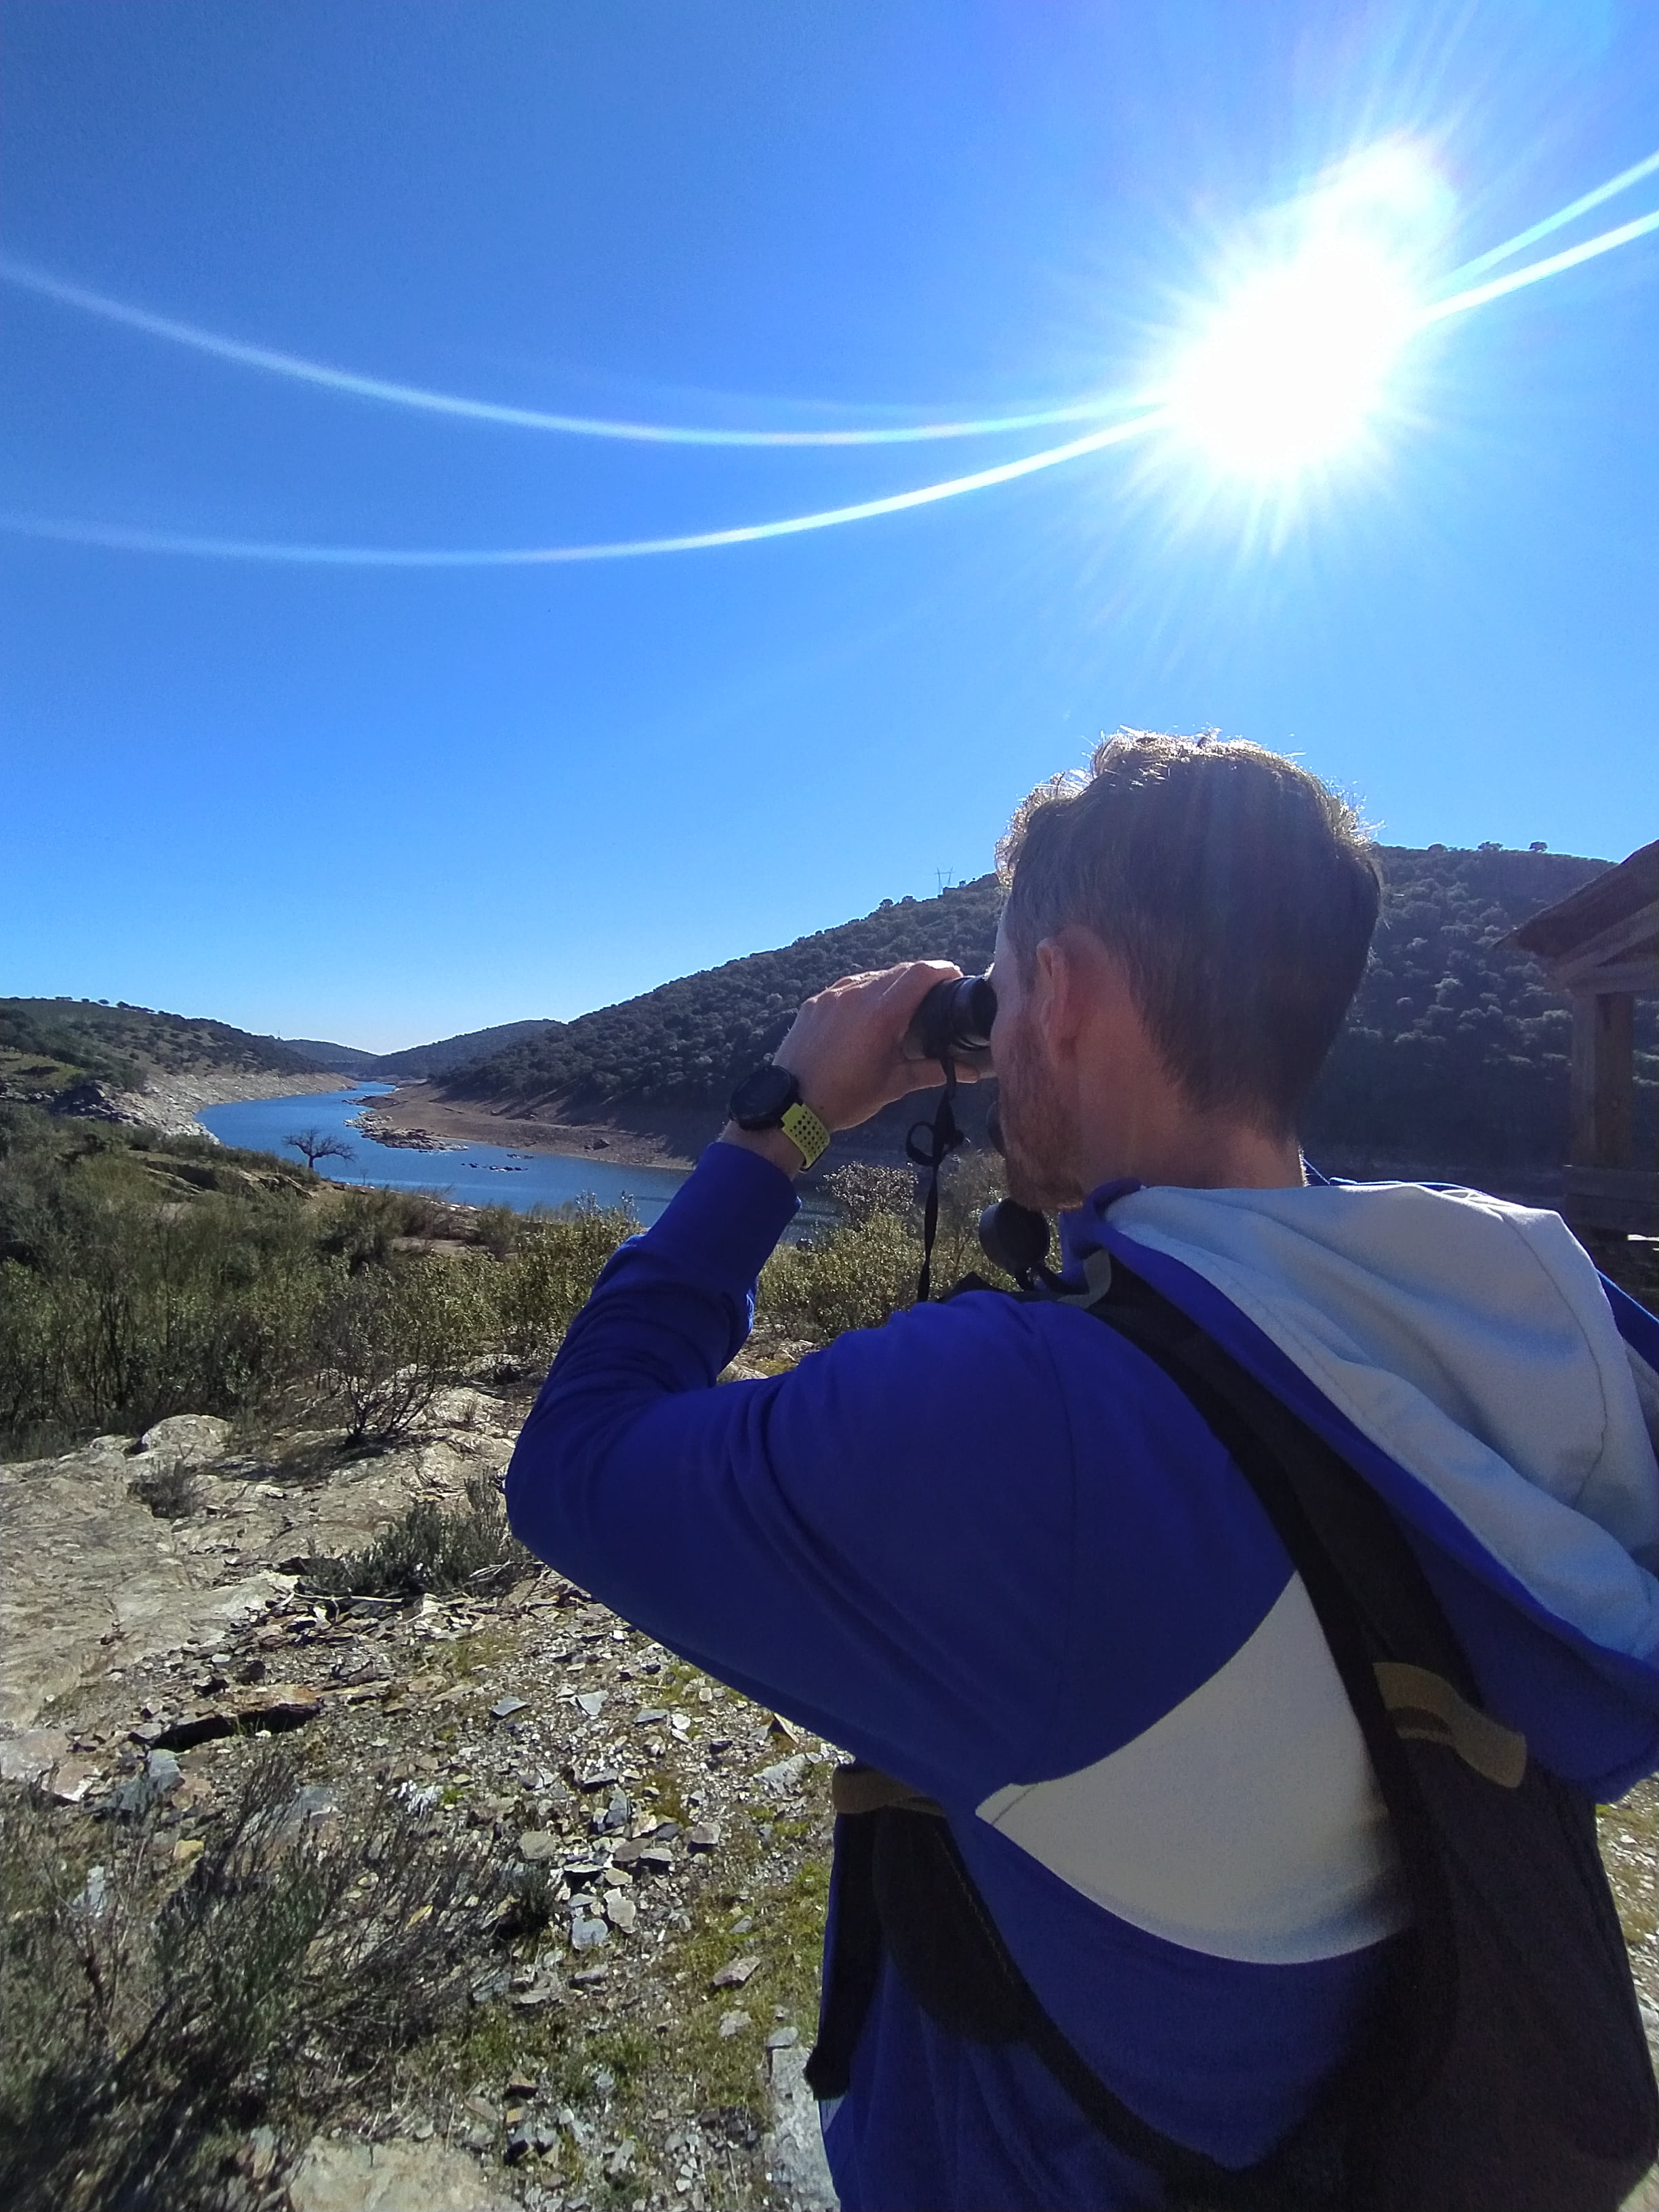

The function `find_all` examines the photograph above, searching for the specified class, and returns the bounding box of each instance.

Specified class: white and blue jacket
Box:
[506,1141,1659,2212]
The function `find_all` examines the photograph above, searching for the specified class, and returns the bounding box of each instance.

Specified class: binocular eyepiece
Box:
[903,973,996,1067]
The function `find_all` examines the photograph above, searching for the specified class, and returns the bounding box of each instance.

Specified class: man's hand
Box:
[720,961,975,1176]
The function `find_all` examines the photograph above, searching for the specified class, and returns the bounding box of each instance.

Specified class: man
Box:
[507,733,1658,2210]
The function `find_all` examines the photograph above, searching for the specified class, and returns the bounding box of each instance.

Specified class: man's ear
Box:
[1031,935,1086,1052]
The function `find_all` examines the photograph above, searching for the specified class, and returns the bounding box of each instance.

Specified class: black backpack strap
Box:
[808,1263,1658,2210]
[807,1776,1331,2210]
[1078,1261,1657,2207]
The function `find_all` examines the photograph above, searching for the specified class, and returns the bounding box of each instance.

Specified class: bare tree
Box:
[285,1128,354,1176]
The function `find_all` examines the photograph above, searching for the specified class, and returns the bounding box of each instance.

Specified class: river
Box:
[198,1085,691,1225]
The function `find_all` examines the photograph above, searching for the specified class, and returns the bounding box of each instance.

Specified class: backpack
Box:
[804,1257,1659,2211]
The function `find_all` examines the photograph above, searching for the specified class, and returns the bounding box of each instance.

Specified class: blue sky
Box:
[2,1,1656,1052]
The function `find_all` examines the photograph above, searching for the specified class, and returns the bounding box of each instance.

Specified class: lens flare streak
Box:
[0,409,1167,566]
[5,146,1657,565]
[1420,204,1659,325]
[1443,147,1659,285]
[0,258,1145,448]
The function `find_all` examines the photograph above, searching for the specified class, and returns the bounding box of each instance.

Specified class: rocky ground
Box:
[3,1397,1655,2212]
[1,1393,841,2212]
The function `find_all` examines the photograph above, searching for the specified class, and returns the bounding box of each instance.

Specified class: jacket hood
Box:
[1060,1179,1659,1685]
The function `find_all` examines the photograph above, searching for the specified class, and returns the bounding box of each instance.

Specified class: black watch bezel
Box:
[729,1063,802,1130]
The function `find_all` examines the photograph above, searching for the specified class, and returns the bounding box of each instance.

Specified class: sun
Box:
[1160,146,1441,483]
[1165,237,1419,478]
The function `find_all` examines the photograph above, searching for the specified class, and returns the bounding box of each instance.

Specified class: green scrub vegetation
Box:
[0,1103,637,1460]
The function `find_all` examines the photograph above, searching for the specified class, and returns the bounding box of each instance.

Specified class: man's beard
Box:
[990,1016,1086,1213]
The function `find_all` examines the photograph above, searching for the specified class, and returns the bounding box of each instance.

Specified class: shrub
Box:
[822,1162,918,1225]
[760,1150,1010,1341]
[472,1203,519,1261]
[0,1182,325,1454]
[485,1200,638,1371]
[759,1210,922,1338]
[299,1471,532,1597]
[310,1256,490,1446]
[315,1185,451,1273]
[0,1752,511,2212]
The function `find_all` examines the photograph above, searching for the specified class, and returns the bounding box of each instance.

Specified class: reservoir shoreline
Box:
[371,1080,710,1170]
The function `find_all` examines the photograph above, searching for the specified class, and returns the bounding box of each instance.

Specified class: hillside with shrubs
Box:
[0,998,325,1108]
[445,843,1654,1181]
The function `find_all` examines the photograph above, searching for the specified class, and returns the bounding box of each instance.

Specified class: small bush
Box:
[821,1162,918,1226]
[315,1185,451,1273]
[300,1472,532,1597]
[760,1151,1009,1340]
[0,1752,511,2212]
[0,1184,325,1452]
[485,1200,638,1372]
[310,1257,489,1446]
[759,1210,921,1338]
[472,1204,519,1262]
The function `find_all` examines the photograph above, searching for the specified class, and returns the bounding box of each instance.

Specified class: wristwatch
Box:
[728,1063,832,1169]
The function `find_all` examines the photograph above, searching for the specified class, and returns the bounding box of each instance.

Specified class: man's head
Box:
[989,731,1380,1205]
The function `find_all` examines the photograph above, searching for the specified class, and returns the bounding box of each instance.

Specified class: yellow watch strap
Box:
[779,1099,832,1169]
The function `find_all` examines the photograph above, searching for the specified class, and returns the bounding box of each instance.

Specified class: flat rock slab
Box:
[0,1435,293,1729]
[286,2137,516,2212]
[764,2044,840,2211]
[0,1427,507,1732]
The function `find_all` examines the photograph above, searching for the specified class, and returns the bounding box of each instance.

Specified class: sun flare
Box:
[1166,237,1419,478]
[1160,144,1441,483]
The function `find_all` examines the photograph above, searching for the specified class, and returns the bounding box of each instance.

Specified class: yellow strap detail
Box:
[1374,1660,1528,1788]
[780,1099,832,1169]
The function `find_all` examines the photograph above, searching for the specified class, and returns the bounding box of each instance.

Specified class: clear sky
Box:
[2,1,1656,1052]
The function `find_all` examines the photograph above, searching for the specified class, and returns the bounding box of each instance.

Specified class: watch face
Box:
[729,1063,800,1128]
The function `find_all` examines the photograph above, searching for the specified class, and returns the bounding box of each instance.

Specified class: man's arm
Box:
[504,960,1076,1799]
[506,1137,1082,1799]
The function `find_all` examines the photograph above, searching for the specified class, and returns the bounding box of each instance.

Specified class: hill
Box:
[249,1021,570,1082]
[258,1036,384,1076]
[369,1018,567,1082]
[439,844,1655,1181]
[0,998,326,1108]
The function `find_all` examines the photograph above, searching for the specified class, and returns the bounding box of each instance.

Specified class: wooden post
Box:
[1594,992,1635,1169]
[1571,990,1635,1168]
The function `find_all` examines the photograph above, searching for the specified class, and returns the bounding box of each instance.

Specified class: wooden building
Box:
[1506,838,1658,1236]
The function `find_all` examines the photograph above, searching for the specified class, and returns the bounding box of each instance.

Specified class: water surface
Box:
[199,1086,690,1225]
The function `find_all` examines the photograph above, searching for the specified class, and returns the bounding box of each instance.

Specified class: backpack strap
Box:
[806,1261,1656,2209]
[807,1258,1465,2199]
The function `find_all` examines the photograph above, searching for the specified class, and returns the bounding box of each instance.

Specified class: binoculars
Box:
[902,974,996,1068]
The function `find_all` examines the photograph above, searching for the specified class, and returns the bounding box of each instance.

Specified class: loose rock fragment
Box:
[719,2009,751,2039]
[710,1954,760,1990]
[490,1696,529,1720]
[757,1754,807,1790]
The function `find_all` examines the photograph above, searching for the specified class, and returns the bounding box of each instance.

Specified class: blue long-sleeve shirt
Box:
[506,1141,1659,2211]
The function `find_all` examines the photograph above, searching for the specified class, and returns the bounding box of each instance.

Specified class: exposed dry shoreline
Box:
[373,1082,714,1170]
[114,1068,345,1141]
